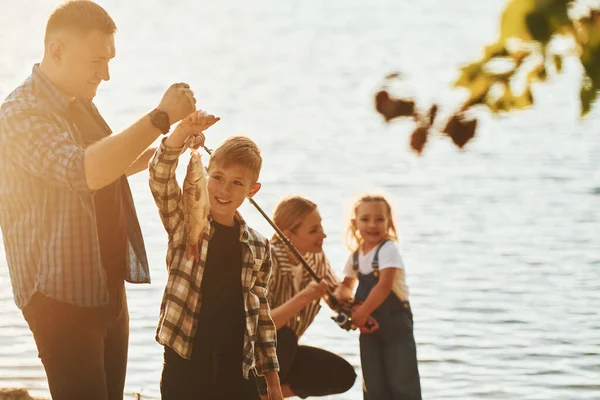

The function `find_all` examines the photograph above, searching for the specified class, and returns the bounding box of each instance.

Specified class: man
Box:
[0,1,196,399]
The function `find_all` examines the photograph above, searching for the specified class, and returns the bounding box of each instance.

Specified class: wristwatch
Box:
[149,108,170,135]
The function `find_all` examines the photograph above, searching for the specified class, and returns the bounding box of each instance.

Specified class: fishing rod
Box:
[199,144,374,332]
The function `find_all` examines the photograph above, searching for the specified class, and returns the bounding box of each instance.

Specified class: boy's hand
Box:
[164,110,219,149]
[184,133,206,150]
[264,371,283,400]
[268,386,284,400]
[179,110,220,135]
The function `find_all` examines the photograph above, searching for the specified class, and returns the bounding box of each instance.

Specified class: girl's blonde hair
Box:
[272,196,317,242]
[345,194,398,252]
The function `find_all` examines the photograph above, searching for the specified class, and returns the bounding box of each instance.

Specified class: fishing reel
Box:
[331,302,354,331]
[331,300,379,333]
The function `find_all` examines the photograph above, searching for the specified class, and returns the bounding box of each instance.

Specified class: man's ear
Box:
[47,40,65,65]
[247,182,261,198]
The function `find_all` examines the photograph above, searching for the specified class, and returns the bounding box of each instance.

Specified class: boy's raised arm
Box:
[148,139,186,235]
[148,110,219,236]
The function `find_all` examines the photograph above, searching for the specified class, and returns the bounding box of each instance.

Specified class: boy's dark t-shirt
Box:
[193,220,246,372]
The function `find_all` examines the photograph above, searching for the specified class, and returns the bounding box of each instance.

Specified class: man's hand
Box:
[157,82,197,125]
[164,110,219,149]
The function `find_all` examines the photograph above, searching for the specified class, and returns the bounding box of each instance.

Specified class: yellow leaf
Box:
[500,0,538,42]
[514,87,534,108]
[527,63,547,82]
[454,61,483,88]
[468,74,494,101]
[484,42,509,59]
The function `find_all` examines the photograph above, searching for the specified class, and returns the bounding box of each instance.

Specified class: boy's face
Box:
[207,161,261,224]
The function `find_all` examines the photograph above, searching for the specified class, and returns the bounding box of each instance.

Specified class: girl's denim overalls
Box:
[354,241,422,400]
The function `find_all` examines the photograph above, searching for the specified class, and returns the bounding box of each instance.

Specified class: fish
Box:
[182,148,210,261]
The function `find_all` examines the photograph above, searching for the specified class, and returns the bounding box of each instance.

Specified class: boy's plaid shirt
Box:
[148,139,279,378]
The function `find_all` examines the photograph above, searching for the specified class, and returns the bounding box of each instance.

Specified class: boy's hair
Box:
[207,136,262,182]
[45,1,117,46]
[345,194,399,252]
[272,196,317,241]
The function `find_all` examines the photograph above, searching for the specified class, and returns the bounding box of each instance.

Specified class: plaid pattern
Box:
[268,239,339,338]
[0,65,150,309]
[148,140,279,378]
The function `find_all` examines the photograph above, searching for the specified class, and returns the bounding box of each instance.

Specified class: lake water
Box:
[0,0,599,398]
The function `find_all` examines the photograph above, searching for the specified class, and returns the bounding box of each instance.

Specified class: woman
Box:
[257,196,357,399]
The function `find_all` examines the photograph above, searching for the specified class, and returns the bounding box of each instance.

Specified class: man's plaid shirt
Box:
[0,65,150,309]
[148,140,279,378]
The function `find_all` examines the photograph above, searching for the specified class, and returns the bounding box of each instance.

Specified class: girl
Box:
[336,194,422,400]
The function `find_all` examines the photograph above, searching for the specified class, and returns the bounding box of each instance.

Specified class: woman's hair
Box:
[345,194,398,252]
[272,196,317,241]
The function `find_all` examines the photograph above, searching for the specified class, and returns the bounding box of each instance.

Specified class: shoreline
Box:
[0,388,158,400]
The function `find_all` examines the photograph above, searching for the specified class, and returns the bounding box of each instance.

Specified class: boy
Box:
[148,110,283,400]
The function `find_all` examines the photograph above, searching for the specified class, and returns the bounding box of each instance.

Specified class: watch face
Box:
[152,109,170,133]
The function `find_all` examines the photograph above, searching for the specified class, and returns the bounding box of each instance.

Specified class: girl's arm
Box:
[351,268,396,327]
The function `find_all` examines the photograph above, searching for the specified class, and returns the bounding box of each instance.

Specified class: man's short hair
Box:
[208,136,263,182]
[45,0,117,45]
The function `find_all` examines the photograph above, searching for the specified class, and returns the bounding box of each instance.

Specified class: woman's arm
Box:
[334,276,357,303]
[270,281,328,329]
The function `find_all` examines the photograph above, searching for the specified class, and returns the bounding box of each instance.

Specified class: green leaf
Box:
[580,77,597,116]
[525,0,572,44]
[581,46,600,82]
[580,44,600,116]
[553,54,563,73]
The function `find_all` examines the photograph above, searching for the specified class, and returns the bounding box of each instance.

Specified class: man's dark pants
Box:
[22,284,128,400]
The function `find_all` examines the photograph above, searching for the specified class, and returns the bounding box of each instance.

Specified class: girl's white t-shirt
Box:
[343,241,409,301]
